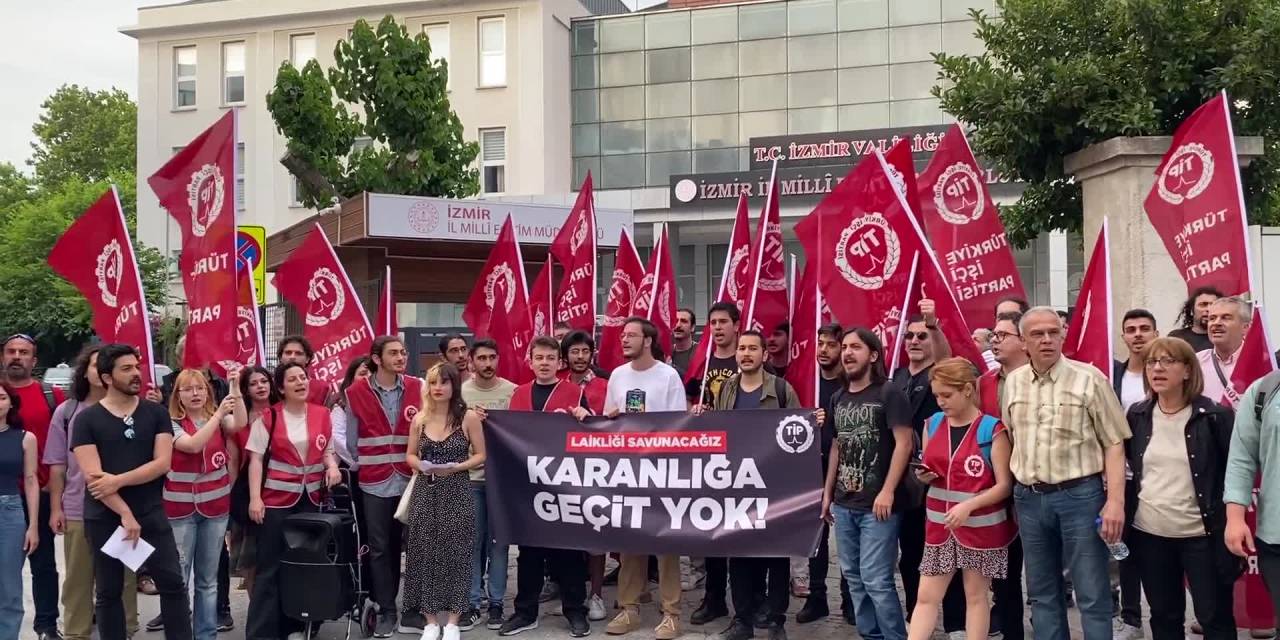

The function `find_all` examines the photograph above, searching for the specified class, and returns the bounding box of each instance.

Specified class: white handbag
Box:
[393,473,417,524]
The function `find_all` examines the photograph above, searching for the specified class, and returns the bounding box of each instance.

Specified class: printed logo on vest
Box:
[963,454,985,478]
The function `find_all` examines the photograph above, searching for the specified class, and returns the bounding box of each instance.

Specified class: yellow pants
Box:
[617,554,682,616]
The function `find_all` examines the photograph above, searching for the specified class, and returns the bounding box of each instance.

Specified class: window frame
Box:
[422,23,451,90]
[173,45,198,110]
[479,127,507,196]
[290,33,317,67]
[221,41,247,106]
[477,16,507,88]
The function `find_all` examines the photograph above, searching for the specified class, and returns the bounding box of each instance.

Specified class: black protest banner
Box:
[483,409,824,558]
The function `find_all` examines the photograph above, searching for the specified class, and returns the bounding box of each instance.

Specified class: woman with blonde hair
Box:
[908,357,1016,640]
[1125,337,1237,639]
[401,363,486,640]
[165,368,246,640]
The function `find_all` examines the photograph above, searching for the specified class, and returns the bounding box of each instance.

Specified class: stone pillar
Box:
[1064,136,1263,349]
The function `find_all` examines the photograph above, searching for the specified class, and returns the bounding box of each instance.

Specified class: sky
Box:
[0,1,164,172]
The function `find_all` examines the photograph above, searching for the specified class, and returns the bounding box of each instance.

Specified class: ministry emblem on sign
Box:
[1158,142,1215,205]
[407,201,440,234]
[834,213,901,291]
[934,162,985,225]
[95,239,123,308]
[187,164,225,238]
[305,267,346,327]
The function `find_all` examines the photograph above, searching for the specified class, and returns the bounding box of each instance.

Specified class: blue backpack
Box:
[926,413,999,467]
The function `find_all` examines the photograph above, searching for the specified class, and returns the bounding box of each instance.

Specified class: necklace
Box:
[1157,400,1187,416]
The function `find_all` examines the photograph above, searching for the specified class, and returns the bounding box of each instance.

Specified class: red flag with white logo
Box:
[684,195,754,384]
[529,256,555,339]
[885,136,924,223]
[632,225,678,359]
[744,166,789,335]
[1224,306,1276,408]
[232,266,265,369]
[376,265,398,337]
[1144,92,1255,296]
[552,173,597,332]
[917,124,1027,329]
[599,230,647,372]
[462,216,532,383]
[785,259,821,407]
[271,224,373,389]
[147,110,240,370]
[48,187,156,387]
[1063,220,1114,380]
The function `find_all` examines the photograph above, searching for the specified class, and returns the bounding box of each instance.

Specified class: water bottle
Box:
[1095,517,1129,560]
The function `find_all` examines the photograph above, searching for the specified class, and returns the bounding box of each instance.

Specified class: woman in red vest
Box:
[165,368,247,640]
[228,365,278,596]
[244,362,341,640]
[907,358,1016,640]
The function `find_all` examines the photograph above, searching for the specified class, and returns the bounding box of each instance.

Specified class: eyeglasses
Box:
[990,331,1020,343]
[905,332,929,342]
[177,386,206,394]
[1144,357,1183,369]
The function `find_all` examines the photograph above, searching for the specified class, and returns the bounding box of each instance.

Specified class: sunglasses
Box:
[2,334,34,348]
[905,331,930,341]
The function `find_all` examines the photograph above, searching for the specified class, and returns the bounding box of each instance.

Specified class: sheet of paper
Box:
[100,526,155,572]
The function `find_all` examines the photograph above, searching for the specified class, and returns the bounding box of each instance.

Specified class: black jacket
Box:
[1123,395,1234,535]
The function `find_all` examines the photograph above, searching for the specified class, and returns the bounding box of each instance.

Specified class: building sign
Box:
[748,125,952,170]
[366,193,633,247]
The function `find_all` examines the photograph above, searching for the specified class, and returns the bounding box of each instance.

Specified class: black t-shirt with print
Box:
[70,400,172,521]
[825,382,911,510]
[703,355,739,406]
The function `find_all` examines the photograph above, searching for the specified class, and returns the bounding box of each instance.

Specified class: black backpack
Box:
[1253,370,1280,422]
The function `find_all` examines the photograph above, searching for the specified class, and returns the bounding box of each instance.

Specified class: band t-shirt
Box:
[70,400,172,521]
[703,355,739,406]
[826,382,911,511]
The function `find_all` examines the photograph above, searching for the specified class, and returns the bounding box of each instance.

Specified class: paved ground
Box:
[13,534,1250,639]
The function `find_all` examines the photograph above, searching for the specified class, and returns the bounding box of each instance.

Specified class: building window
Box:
[174,46,197,108]
[223,42,246,104]
[235,143,246,211]
[291,176,303,207]
[478,17,506,87]
[423,24,451,89]
[480,128,506,194]
[291,33,316,67]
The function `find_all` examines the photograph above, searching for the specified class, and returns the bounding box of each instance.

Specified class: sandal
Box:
[137,574,158,595]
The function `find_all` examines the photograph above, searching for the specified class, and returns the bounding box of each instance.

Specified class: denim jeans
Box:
[172,513,230,640]
[1013,476,1112,640]
[469,482,508,611]
[0,495,26,640]
[831,504,905,640]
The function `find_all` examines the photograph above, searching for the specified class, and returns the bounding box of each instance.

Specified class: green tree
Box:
[934,0,1280,247]
[266,15,480,208]
[29,85,137,188]
[0,163,34,223]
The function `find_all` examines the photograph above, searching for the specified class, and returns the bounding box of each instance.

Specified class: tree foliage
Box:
[267,16,480,208]
[934,0,1280,247]
[29,85,137,188]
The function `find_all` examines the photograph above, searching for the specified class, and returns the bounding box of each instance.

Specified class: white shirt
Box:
[246,407,333,461]
[1197,346,1241,407]
[330,405,356,469]
[605,360,686,414]
[1120,369,1146,412]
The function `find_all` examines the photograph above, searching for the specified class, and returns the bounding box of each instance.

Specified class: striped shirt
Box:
[1001,357,1131,485]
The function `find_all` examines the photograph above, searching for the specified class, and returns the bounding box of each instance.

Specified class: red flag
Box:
[529,256,555,338]
[1223,306,1277,407]
[1063,220,1114,379]
[462,216,532,383]
[785,259,821,407]
[376,265,398,336]
[744,167,789,335]
[1144,92,1254,296]
[633,225,677,359]
[917,124,1027,329]
[599,230,647,371]
[684,195,754,384]
[271,224,373,389]
[48,187,156,387]
[885,137,924,223]
[552,173,597,332]
[147,110,240,370]
[231,266,265,370]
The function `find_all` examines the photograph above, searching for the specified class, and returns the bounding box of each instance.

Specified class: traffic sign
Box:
[236,226,267,306]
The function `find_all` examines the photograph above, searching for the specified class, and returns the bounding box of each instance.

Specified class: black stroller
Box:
[279,470,377,638]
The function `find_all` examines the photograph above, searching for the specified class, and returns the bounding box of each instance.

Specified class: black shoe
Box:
[487,607,505,631]
[146,615,164,632]
[217,609,234,632]
[714,620,754,640]
[603,565,620,586]
[458,608,481,632]
[373,612,396,638]
[539,581,560,603]
[767,623,787,640]
[752,608,772,630]
[398,610,426,634]
[37,630,64,640]
[840,600,856,626]
[691,599,729,625]
[795,598,829,624]
[499,612,539,636]
[567,612,591,637]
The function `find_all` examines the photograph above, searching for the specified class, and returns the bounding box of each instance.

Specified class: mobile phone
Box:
[910,461,935,475]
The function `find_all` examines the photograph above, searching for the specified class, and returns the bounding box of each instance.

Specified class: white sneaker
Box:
[441,624,460,640]
[948,632,966,640]
[1112,617,1143,640]
[550,603,563,616]
[419,623,440,640]
[588,594,607,621]
[287,634,306,640]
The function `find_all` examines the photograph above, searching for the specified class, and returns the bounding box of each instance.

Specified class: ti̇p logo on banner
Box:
[305,267,346,327]
[95,239,123,308]
[835,213,901,290]
[485,263,517,313]
[934,162,985,225]
[605,270,637,327]
[776,415,815,454]
[1157,143,1215,205]
[186,164,225,238]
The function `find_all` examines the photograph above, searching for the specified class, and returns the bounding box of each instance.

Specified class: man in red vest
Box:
[345,336,424,637]
[560,331,607,415]
[499,336,591,638]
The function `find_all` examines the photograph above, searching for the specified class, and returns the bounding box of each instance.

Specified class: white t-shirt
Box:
[1120,369,1146,411]
[246,407,333,461]
[605,361,686,414]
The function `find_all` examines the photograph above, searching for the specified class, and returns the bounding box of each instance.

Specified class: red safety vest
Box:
[509,380,586,413]
[261,404,332,509]
[164,416,232,519]
[977,368,1001,419]
[581,377,607,415]
[348,375,421,484]
[922,415,1017,550]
